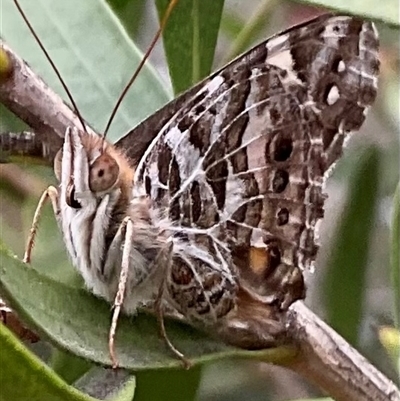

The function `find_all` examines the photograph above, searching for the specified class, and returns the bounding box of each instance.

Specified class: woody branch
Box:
[0,40,97,160]
[0,39,399,401]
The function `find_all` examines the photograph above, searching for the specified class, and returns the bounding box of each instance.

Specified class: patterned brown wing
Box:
[133,15,379,314]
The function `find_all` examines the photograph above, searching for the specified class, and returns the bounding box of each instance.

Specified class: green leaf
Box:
[324,146,380,345]
[0,104,28,132]
[220,0,278,64]
[2,0,171,143]
[73,368,136,401]
[110,377,136,401]
[134,366,202,401]
[155,0,225,94]
[106,0,146,38]
[0,323,98,401]
[19,196,79,286]
[50,349,93,384]
[0,245,292,370]
[391,183,400,328]
[293,0,399,26]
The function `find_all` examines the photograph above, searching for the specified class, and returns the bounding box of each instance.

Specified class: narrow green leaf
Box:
[73,368,136,401]
[20,197,80,286]
[220,11,245,39]
[111,377,136,401]
[0,104,28,132]
[324,146,380,345]
[155,0,225,94]
[106,0,146,38]
[0,323,98,401]
[50,349,93,384]
[0,245,288,370]
[134,366,202,401]
[2,0,171,142]
[293,0,399,26]
[391,183,400,327]
[221,0,278,64]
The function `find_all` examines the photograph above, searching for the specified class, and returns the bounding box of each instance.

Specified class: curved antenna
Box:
[13,0,88,133]
[103,0,178,137]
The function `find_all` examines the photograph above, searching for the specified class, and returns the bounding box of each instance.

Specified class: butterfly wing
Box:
[131,15,379,314]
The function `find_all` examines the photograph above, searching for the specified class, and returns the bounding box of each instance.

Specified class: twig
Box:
[1,38,399,401]
[0,40,96,161]
[287,302,400,401]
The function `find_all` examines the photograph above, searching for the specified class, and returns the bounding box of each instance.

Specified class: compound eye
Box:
[66,183,82,209]
[89,153,119,192]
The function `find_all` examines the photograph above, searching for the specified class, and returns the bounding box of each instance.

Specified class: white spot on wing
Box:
[267,48,292,70]
[322,17,350,41]
[266,49,303,84]
[266,33,289,54]
[326,85,340,105]
[205,75,224,94]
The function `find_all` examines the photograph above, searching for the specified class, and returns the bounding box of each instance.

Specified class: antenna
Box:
[103,0,179,137]
[13,0,88,133]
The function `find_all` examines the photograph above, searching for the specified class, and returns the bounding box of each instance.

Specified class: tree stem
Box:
[0,40,96,160]
[287,302,400,401]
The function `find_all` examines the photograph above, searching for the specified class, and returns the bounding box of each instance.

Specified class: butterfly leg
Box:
[23,186,59,264]
[109,216,133,368]
[154,287,191,369]
[154,241,192,369]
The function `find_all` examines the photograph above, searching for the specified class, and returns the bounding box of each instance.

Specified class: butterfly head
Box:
[54,127,133,209]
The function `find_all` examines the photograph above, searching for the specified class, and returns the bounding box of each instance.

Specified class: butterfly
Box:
[0,12,380,367]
